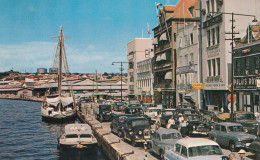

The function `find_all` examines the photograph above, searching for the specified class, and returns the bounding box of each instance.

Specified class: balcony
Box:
[154,80,173,89]
[155,43,171,53]
[153,62,172,72]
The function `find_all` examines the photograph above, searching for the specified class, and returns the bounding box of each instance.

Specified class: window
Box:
[245,57,250,69]
[190,53,194,64]
[180,56,182,66]
[216,27,220,44]
[190,33,194,45]
[216,58,220,76]
[236,59,241,75]
[206,1,210,13]
[215,125,220,131]
[174,33,177,42]
[207,30,211,47]
[212,28,215,45]
[212,59,216,76]
[221,126,226,132]
[181,146,188,157]
[185,55,188,65]
[255,56,259,69]
[208,60,212,76]
[175,143,181,153]
[211,0,215,12]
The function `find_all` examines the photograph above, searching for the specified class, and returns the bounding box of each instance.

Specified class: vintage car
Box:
[144,107,162,122]
[232,111,260,136]
[113,102,127,111]
[164,138,227,160]
[182,114,211,136]
[174,108,200,116]
[160,109,178,128]
[249,138,260,160]
[122,117,151,146]
[209,122,257,152]
[125,106,144,115]
[176,104,195,109]
[149,128,182,159]
[94,104,113,122]
[110,114,133,137]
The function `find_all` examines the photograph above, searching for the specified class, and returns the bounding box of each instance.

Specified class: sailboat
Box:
[41,26,76,122]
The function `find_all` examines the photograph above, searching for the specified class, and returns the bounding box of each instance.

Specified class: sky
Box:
[0,0,179,74]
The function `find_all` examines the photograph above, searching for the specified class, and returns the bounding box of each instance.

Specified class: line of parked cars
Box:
[92,99,260,159]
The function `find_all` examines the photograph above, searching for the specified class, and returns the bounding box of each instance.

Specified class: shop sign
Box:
[192,83,203,90]
[178,90,185,93]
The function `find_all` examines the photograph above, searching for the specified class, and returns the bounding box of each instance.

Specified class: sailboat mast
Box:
[58,26,63,96]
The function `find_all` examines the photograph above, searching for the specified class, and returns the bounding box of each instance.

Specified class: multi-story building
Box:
[152,0,200,107]
[201,0,260,111]
[127,38,153,101]
[176,21,200,107]
[234,23,260,112]
[136,49,154,103]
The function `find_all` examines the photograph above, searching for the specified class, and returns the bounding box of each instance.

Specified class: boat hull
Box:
[58,143,97,151]
[41,108,77,123]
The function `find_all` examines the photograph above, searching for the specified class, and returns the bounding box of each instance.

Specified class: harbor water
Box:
[0,99,108,160]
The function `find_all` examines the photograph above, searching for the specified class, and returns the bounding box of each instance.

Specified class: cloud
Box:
[0,41,126,73]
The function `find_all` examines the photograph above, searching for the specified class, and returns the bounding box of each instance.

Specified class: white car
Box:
[164,138,228,160]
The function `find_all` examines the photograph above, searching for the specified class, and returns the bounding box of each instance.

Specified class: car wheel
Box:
[159,150,164,160]
[229,141,236,152]
[118,130,122,138]
[131,137,136,147]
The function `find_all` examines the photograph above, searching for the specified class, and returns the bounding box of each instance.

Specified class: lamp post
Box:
[210,12,257,121]
[112,62,127,103]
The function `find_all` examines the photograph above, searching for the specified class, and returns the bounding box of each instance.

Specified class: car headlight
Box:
[193,125,196,129]
[237,138,242,141]
[139,131,142,135]
[244,128,248,132]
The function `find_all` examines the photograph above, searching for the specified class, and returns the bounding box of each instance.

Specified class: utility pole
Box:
[112,62,127,103]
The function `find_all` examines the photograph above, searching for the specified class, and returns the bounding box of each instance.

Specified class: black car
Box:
[113,102,126,111]
[174,108,200,116]
[181,114,211,136]
[125,106,144,115]
[94,104,113,122]
[232,111,260,136]
[122,117,151,146]
[110,114,133,137]
[160,109,178,129]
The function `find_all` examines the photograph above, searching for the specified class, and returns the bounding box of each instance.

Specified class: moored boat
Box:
[57,123,97,151]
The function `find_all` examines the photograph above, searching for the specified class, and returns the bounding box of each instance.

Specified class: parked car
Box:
[164,138,227,160]
[176,104,195,109]
[174,108,200,116]
[149,128,182,159]
[122,117,151,146]
[209,122,257,152]
[113,102,126,111]
[249,138,260,160]
[232,111,260,136]
[110,114,133,137]
[182,114,211,136]
[94,104,113,122]
[144,107,162,122]
[160,109,178,128]
[125,106,144,115]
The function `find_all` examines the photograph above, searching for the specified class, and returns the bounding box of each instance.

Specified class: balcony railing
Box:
[155,43,171,53]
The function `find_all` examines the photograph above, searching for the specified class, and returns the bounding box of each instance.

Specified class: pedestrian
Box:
[166,116,175,129]
[180,116,188,136]
[229,153,237,160]
[178,113,184,131]
[238,149,248,160]
[155,112,161,130]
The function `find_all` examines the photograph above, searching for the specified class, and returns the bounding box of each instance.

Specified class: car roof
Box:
[125,117,146,121]
[215,122,243,126]
[162,109,175,111]
[155,128,180,134]
[113,114,132,117]
[176,138,219,148]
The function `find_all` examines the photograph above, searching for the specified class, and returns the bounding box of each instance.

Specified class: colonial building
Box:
[234,23,260,112]
[152,0,200,107]
[201,0,260,111]
[176,21,200,107]
[136,51,154,103]
[127,38,153,101]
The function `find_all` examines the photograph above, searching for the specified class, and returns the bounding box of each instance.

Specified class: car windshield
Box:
[164,111,174,116]
[161,133,181,139]
[227,125,244,132]
[187,115,201,121]
[188,145,222,157]
[119,116,128,123]
[100,105,111,111]
[236,114,255,120]
[132,120,149,127]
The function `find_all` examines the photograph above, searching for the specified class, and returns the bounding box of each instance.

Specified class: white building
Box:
[201,0,260,111]
[127,38,153,101]
[176,22,200,107]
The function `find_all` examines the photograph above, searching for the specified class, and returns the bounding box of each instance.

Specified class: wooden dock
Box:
[77,103,158,160]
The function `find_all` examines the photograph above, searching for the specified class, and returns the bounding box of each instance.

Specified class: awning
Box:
[159,32,167,41]
[156,53,166,61]
[164,71,172,79]
[156,55,162,61]
[152,38,158,45]
[184,93,195,104]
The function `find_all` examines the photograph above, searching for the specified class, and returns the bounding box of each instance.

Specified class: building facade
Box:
[127,38,153,101]
[176,22,200,107]
[201,0,260,111]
